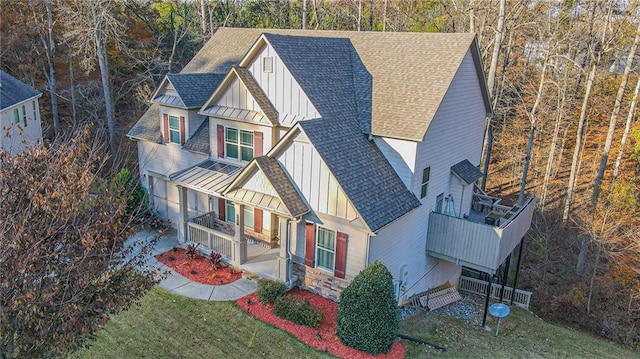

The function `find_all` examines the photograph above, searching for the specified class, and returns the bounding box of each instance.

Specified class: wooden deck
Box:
[427,196,537,274]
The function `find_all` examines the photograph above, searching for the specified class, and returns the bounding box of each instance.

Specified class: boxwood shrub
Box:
[256,279,287,303]
[336,261,399,355]
[273,295,323,328]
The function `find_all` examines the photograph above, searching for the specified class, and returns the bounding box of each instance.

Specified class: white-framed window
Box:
[243,205,254,230]
[13,109,19,124]
[316,227,336,271]
[225,127,254,161]
[263,57,273,73]
[32,101,37,123]
[420,167,430,199]
[168,115,180,144]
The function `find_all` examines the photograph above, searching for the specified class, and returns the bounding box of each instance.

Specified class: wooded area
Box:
[1,0,638,351]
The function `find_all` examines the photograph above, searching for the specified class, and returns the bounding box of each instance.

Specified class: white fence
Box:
[458,275,532,309]
[187,222,234,259]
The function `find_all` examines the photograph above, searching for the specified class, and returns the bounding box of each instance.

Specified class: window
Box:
[420,167,430,199]
[225,127,254,161]
[226,200,235,224]
[22,105,27,127]
[13,109,19,124]
[168,115,180,144]
[316,227,336,271]
[435,193,444,213]
[32,101,37,123]
[243,206,254,230]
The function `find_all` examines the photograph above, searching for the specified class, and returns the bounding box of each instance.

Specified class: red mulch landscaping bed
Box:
[156,248,241,285]
[236,289,406,359]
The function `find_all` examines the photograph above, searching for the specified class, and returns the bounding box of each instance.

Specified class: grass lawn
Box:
[71,287,636,359]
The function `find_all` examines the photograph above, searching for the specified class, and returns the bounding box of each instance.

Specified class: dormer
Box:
[152,73,225,147]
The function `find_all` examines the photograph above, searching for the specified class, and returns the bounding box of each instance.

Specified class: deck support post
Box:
[482,273,494,327]
[511,237,525,305]
[499,254,511,303]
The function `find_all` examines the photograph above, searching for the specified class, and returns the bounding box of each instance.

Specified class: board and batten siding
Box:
[412,49,487,215]
[215,77,273,126]
[370,206,461,298]
[247,42,320,126]
[1,99,43,156]
[209,118,273,162]
[373,137,417,189]
[275,134,359,222]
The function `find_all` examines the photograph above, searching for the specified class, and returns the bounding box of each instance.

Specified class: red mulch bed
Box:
[156,248,241,285]
[236,289,406,359]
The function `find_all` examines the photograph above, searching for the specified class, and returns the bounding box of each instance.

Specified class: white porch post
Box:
[147,174,155,211]
[275,216,290,282]
[232,202,247,264]
[177,186,188,243]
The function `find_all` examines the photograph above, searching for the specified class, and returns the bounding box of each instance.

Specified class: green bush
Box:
[273,295,323,328]
[336,261,399,355]
[256,279,287,303]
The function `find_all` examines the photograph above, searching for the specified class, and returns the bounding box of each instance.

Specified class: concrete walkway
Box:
[131,228,257,301]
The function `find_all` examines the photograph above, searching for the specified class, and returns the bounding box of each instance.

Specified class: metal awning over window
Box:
[169,160,243,196]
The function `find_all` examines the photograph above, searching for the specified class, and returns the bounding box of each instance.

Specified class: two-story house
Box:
[0,70,43,156]
[128,28,536,304]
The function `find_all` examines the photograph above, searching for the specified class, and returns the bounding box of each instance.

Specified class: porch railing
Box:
[458,275,532,309]
[187,212,234,258]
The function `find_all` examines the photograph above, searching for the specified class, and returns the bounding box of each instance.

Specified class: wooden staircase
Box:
[418,287,463,311]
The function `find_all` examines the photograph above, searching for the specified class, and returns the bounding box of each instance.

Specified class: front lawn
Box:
[71,287,636,359]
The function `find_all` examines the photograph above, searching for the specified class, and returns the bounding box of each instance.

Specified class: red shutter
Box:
[334,232,348,279]
[253,208,263,233]
[218,198,226,221]
[304,222,315,267]
[163,114,169,143]
[254,131,263,157]
[217,124,224,158]
[179,116,185,145]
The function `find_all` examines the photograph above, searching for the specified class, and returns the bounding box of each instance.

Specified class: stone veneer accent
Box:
[292,262,351,302]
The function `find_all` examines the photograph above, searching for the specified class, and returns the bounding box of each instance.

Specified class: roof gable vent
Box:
[262,57,273,73]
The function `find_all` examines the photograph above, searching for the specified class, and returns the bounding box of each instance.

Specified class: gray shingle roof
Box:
[451,159,482,185]
[165,73,225,108]
[263,34,358,122]
[254,156,309,217]
[0,70,41,111]
[183,27,490,140]
[299,118,421,232]
[182,119,210,154]
[234,67,279,125]
[127,103,162,143]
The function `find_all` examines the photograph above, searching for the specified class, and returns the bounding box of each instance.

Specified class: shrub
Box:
[256,279,287,303]
[336,261,399,355]
[185,243,200,259]
[209,250,223,269]
[273,295,323,328]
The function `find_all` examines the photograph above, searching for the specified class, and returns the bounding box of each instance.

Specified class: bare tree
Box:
[610,76,640,190]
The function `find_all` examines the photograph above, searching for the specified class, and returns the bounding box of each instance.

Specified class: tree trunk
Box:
[541,87,565,212]
[357,0,362,31]
[90,0,116,153]
[469,0,475,33]
[68,56,77,127]
[302,0,307,29]
[610,76,640,190]
[200,0,207,36]
[383,0,388,31]
[591,20,640,204]
[587,244,601,314]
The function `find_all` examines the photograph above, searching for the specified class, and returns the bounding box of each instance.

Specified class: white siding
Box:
[275,137,359,222]
[214,77,271,126]
[412,49,486,213]
[247,43,320,125]
[373,137,417,189]
[449,176,464,217]
[0,98,43,156]
[137,141,207,190]
[209,118,273,162]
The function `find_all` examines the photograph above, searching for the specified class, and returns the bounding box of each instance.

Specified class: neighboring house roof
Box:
[0,70,41,111]
[183,27,491,141]
[451,159,483,185]
[154,73,226,109]
[170,160,242,196]
[298,118,421,232]
[182,119,210,154]
[127,103,162,143]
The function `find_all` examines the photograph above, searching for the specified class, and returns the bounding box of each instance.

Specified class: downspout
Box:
[285,217,300,290]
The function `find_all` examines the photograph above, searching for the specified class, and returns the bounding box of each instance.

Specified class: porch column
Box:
[511,237,525,305]
[232,203,247,264]
[275,216,290,283]
[482,273,495,328]
[147,174,155,211]
[177,186,189,243]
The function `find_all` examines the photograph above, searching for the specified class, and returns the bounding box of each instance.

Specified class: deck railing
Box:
[187,212,235,258]
[458,275,532,309]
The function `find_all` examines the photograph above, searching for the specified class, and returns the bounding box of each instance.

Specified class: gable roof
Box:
[297,118,421,232]
[153,73,225,109]
[0,70,41,111]
[127,103,162,143]
[451,159,483,185]
[184,27,491,141]
[182,119,210,154]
